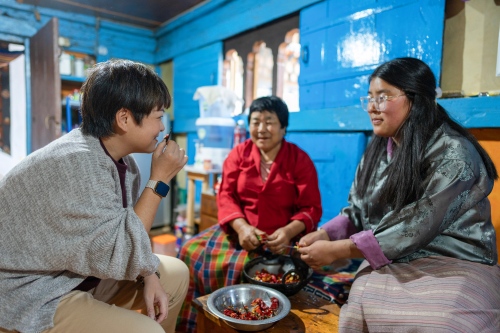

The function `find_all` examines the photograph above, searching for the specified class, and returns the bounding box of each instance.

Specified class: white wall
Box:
[0,54,27,177]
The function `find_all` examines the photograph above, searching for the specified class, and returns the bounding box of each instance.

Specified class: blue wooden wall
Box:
[2,0,500,224]
[173,43,222,130]
[299,0,445,118]
[287,132,368,223]
[158,0,500,224]
[0,0,155,63]
[0,0,156,154]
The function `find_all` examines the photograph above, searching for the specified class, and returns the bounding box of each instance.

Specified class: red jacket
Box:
[218,139,322,235]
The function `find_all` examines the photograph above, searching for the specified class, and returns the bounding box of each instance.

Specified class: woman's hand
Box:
[266,220,305,253]
[297,240,338,268]
[142,273,169,323]
[298,228,330,247]
[237,224,259,251]
[266,227,292,253]
[231,218,264,251]
[298,239,362,269]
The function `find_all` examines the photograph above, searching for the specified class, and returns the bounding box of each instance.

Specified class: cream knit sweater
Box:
[0,129,159,333]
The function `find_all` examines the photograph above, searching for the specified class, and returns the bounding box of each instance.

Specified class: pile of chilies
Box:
[253,269,300,284]
[222,297,279,320]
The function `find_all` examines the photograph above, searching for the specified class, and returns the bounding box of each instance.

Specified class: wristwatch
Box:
[146,180,170,198]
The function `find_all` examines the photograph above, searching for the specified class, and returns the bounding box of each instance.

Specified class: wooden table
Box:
[193,289,340,333]
[184,165,221,235]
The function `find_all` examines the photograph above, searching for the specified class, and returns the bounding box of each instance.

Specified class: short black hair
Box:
[80,59,170,138]
[248,96,289,129]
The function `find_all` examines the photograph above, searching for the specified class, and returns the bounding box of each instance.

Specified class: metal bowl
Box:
[243,254,313,296]
[206,284,291,331]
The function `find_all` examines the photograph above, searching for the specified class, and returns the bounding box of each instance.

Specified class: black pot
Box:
[242,254,313,296]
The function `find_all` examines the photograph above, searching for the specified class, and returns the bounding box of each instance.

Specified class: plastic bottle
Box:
[237,119,246,144]
[74,58,85,77]
[194,140,202,168]
[214,175,221,194]
[233,123,241,148]
[59,52,72,75]
[233,120,247,148]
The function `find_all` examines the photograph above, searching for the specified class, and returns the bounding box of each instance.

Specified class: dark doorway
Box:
[0,41,24,155]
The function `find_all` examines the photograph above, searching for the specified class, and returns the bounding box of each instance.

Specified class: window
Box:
[277,29,300,112]
[224,14,299,111]
[251,41,274,100]
[222,50,244,115]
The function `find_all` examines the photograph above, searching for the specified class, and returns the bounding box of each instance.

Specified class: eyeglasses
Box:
[359,94,405,112]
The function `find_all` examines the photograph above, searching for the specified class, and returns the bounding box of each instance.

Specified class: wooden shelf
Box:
[61,74,86,82]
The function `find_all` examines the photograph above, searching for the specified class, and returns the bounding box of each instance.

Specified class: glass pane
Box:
[280,30,300,112]
[253,43,274,99]
[222,50,244,115]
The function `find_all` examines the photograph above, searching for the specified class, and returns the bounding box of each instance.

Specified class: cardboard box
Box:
[441,0,500,95]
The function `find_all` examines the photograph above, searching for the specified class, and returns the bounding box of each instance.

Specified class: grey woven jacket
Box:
[0,129,159,333]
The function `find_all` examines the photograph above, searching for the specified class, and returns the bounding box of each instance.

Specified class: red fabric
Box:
[218,139,322,235]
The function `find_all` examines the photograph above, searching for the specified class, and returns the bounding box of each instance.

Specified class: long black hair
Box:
[356,57,497,212]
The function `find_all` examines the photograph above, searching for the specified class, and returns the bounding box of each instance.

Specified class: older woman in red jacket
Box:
[176,96,322,333]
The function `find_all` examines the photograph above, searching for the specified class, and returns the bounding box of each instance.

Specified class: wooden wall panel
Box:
[469,129,500,263]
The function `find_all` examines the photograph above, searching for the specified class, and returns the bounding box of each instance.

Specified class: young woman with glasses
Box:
[297,57,500,332]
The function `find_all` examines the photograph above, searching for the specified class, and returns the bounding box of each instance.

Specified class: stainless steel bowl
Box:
[206,284,291,331]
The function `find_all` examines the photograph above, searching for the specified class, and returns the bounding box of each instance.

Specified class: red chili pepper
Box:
[223,297,279,321]
[254,269,298,284]
[270,297,279,310]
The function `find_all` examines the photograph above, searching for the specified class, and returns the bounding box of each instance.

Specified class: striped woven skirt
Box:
[339,256,500,333]
[175,225,250,333]
[175,225,361,333]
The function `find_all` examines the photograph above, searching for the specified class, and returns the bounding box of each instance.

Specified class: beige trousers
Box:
[1,255,189,333]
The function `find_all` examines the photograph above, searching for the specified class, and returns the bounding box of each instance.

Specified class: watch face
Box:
[155,181,170,197]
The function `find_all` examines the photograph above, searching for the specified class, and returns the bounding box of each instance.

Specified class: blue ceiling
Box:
[17,0,206,29]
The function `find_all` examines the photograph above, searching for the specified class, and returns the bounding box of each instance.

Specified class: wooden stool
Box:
[193,289,340,333]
